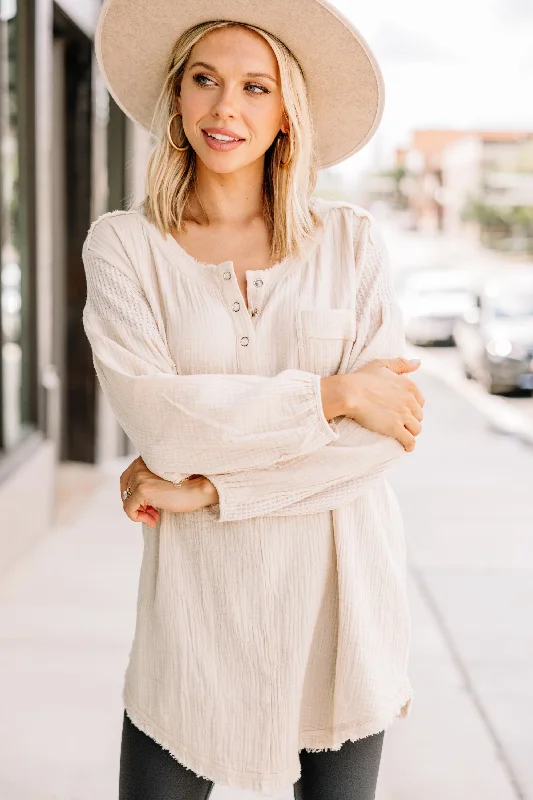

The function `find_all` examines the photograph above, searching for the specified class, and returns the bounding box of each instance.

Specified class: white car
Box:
[398,268,477,346]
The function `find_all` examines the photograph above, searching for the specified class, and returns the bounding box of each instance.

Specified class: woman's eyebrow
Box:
[246,71,278,84]
[188,61,278,84]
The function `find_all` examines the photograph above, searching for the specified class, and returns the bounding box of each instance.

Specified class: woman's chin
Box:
[195,147,263,174]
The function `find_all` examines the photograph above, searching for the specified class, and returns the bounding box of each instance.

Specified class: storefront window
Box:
[1,0,31,451]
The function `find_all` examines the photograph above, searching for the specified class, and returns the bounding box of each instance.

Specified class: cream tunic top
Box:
[82,197,413,795]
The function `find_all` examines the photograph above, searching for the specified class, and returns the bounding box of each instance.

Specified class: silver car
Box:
[453,268,533,394]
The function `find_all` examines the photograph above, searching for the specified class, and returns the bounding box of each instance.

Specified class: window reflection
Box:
[1,0,23,450]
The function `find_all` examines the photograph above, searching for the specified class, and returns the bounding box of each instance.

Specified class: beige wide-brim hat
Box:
[95,0,385,170]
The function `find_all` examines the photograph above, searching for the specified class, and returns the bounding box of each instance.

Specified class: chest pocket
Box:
[296,309,356,377]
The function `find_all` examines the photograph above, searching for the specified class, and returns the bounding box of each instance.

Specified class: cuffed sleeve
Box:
[203,214,409,521]
[82,235,338,486]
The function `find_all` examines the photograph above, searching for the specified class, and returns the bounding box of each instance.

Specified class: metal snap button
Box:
[253,279,263,288]
[232,301,240,312]
[223,271,231,280]
[240,336,249,347]
[250,308,259,317]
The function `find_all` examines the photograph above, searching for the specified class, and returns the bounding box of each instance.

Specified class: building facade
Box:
[395,129,533,237]
[0,0,150,575]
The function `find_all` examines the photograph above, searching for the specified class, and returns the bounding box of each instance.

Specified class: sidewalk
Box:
[380,368,532,800]
[0,368,531,799]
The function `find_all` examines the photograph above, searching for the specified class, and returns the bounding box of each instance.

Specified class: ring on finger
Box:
[122,487,132,502]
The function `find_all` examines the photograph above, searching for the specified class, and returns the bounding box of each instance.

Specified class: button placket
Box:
[217,261,257,371]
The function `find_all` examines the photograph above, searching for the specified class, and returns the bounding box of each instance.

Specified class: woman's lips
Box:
[202,130,245,151]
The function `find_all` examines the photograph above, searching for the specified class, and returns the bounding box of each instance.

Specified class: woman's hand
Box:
[321,357,425,452]
[345,357,424,451]
[119,456,219,528]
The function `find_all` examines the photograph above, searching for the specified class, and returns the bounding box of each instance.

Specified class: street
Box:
[0,362,532,799]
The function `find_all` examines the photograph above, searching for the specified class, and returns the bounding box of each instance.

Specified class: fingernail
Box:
[409,358,421,365]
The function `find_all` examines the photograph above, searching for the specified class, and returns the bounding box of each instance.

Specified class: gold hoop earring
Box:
[280,131,292,167]
[167,112,189,152]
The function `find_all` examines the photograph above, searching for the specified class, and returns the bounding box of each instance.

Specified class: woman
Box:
[83,1,425,797]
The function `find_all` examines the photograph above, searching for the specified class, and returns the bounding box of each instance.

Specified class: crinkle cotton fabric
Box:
[81,197,413,795]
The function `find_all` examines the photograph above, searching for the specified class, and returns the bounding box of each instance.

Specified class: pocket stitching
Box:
[296,310,356,375]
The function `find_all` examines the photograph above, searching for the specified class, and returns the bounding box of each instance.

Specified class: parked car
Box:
[453,268,533,394]
[398,268,477,346]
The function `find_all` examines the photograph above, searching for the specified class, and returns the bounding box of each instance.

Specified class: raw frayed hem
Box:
[121,681,413,794]
[298,682,413,754]
[122,687,300,795]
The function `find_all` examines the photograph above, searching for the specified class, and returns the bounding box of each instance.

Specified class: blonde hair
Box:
[140,20,323,261]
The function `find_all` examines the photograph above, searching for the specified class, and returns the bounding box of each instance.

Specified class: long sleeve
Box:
[82,218,338,485]
[204,213,409,521]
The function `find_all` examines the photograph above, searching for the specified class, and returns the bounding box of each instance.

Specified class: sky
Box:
[327,0,533,180]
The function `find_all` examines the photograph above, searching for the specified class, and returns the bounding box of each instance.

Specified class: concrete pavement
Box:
[0,367,531,799]
[381,369,533,800]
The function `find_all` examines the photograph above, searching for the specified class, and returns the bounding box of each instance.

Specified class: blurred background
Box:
[0,0,532,798]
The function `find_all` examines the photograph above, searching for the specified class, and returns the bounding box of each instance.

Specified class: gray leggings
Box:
[119,710,385,800]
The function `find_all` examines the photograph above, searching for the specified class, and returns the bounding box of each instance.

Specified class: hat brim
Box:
[96,0,385,170]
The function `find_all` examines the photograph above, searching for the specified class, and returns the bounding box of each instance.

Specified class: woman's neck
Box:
[190,160,264,226]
